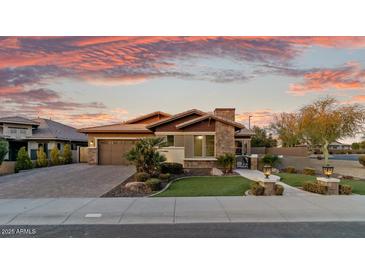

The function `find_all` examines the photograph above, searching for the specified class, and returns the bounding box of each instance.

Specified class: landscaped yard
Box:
[155,176,253,197]
[279,172,365,195]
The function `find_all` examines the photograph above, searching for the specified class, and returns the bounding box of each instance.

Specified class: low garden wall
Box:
[252,146,309,157]
[0,161,15,175]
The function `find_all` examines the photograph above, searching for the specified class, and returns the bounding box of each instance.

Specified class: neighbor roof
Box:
[30,118,87,142]
[176,114,245,130]
[79,123,152,133]
[0,116,40,126]
[235,128,255,137]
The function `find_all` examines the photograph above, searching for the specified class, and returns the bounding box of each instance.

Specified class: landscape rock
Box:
[124,181,149,193]
[210,167,224,176]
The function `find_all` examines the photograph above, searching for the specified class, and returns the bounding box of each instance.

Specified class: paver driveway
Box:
[0,164,135,198]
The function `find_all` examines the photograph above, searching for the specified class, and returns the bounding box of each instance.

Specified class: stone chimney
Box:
[214,108,236,157]
[214,108,235,121]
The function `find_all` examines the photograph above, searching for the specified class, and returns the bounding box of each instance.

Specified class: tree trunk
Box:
[322,139,329,166]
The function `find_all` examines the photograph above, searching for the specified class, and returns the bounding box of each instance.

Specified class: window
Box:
[205,135,215,156]
[194,135,203,157]
[57,143,61,150]
[166,135,174,146]
[71,143,77,150]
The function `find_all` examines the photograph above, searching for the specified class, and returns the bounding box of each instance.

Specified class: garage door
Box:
[98,140,137,165]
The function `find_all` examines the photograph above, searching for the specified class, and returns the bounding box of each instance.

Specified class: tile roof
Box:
[0,116,40,126]
[30,118,87,142]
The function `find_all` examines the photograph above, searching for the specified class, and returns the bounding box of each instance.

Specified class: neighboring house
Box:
[79,108,254,168]
[328,141,352,151]
[0,116,87,162]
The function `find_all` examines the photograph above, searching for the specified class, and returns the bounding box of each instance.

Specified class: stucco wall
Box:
[158,147,184,165]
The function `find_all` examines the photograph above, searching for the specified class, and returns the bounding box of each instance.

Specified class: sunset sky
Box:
[1,36,365,132]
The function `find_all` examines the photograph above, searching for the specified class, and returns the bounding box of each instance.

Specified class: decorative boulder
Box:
[210,167,224,176]
[124,182,149,193]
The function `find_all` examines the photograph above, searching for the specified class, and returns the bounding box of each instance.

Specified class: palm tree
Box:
[126,137,166,174]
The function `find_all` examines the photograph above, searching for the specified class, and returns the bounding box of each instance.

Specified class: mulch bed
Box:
[101,168,238,198]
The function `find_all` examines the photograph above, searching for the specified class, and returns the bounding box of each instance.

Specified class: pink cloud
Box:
[236,109,275,127]
[288,62,365,95]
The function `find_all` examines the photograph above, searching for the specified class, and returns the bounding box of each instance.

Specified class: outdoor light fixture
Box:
[90,140,94,146]
[322,166,334,178]
[263,165,272,179]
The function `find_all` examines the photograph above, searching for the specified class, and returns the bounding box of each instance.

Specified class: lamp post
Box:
[322,165,334,178]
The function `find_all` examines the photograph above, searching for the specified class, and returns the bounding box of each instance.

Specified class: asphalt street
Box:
[2,222,365,237]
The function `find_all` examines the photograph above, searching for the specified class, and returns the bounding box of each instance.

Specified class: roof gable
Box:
[146,109,206,129]
[0,116,40,126]
[176,114,245,130]
[124,111,171,124]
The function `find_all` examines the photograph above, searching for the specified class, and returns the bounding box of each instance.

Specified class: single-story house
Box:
[328,141,352,151]
[79,108,254,168]
[0,116,88,162]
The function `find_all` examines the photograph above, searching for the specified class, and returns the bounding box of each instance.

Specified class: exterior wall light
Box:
[90,140,94,147]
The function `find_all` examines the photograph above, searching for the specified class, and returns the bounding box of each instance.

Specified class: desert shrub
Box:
[282,166,297,173]
[275,184,284,195]
[0,139,9,165]
[50,146,61,165]
[36,147,48,167]
[159,173,171,180]
[217,153,236,173]
[160,162,183,174]
[15,147,33,173]
[145,178,162,191]
[359,155,365,167]
[261,154,280,167]
[135,172,151,182]
[303,181,328,194]
[339,184,352,195]
[63,144,73,164]
[250,182,265,196]
[303,167,316,176]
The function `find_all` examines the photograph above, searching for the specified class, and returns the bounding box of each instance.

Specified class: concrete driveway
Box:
[0,164,135,198]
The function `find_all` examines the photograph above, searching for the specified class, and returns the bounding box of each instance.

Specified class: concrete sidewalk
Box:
[1,195,365,225]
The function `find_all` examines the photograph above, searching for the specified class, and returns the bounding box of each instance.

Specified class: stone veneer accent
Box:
[215,121,235,156]
[184,159,217,169]
[88,147,98,165]
[250,155,258,170]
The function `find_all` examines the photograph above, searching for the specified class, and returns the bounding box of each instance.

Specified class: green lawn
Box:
[279,172,365,195]
[155,176,253,197]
